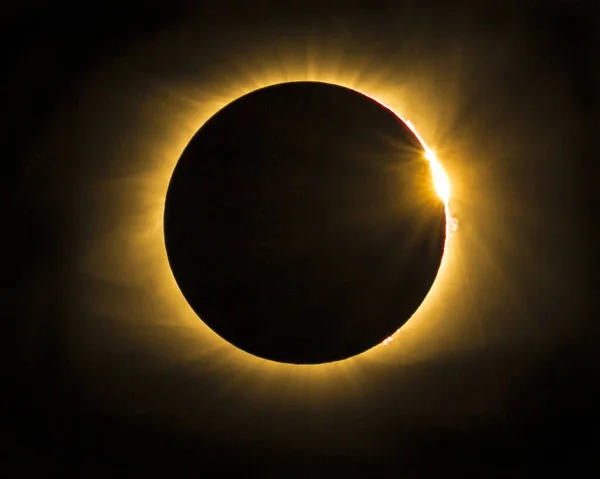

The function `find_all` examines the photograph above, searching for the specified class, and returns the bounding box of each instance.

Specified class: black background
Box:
[3,1,599,476]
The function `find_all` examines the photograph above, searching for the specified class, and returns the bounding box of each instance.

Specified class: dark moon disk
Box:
[164,81,446,364]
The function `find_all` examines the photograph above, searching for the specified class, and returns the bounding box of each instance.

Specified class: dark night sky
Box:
[2,1,599,476]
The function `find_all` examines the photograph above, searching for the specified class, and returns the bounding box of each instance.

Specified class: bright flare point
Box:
[425,149,450,204]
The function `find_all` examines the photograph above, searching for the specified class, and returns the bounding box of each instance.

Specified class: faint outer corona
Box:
[164,81,446,364]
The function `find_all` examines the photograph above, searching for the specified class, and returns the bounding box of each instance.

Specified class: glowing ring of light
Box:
[163,80,455,357]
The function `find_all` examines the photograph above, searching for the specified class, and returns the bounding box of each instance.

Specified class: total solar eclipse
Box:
[164,81,446,364]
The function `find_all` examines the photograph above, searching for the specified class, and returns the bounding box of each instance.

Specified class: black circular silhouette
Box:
[164,82,446,364]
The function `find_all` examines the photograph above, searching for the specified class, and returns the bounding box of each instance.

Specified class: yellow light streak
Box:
[424,149,450,204]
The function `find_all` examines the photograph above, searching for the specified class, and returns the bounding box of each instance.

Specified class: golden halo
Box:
[162,79,454,365]
[161,81,455,374]
[77,42,463,404]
